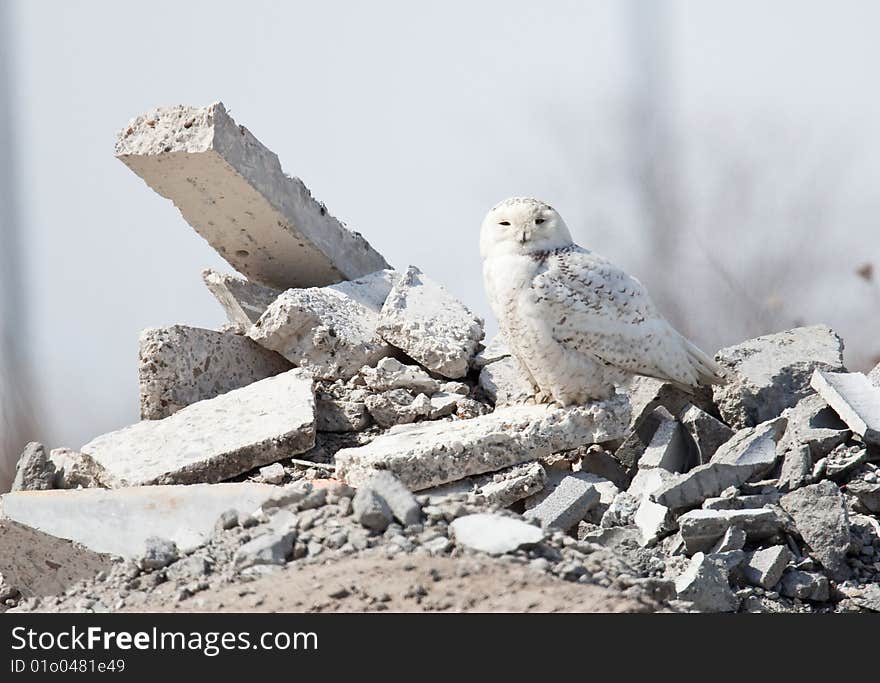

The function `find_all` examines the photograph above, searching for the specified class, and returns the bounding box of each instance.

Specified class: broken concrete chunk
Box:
[524,475,601,531]
[600,492,639,528]
[578,447,631,490]
[0,483,285,558]
[677,508,785,554]
[679,404,734,465]
[702,491,780,511]
[675,552,739,612]
[202,268,282,328]
[82,370,315,487]
[652,418,786,509]
[352,488,393,532]
[638,410,688,472]
[633,497,675,546]
[47,448,111,489]
[257,462,285,485]
[421,462,546,508]
[327,269,399,313]
[139,537,179,571]
[248,287,390,380]
[11,442,54,491]
[846,480,880,514]
[614,403,678,473]
[360,471,421,527]
[316,398,371,432]
[781,393,850,459]
[478,355,535,407]
[743,545,792,589]
[624,375,714,431]
[116,102,389,289]
[709,525,747,553]
[475,462,547,507]
[779,569,830,602]
[810,370,880,447]
[234,530,296,569]
[364,389,431,428]
[360,357,441,394]
[139,325,291,420]
[336,398,629,490]
[712,325,845,428]
[778,444,813,493]
[450,513,543,555]
[377,266,483,379]
[780,480,851,581]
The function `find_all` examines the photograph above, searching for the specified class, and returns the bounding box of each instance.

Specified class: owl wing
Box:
[530,246,724,388]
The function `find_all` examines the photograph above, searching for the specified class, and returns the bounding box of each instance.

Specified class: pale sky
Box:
[4,0,880,457]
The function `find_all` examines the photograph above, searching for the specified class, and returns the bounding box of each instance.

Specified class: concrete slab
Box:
[810,370,880,446]
[0,483,285,559]
[83,370,315,486]
[139,325,291,420]
[335,397,629,490]
[116,102,389,289]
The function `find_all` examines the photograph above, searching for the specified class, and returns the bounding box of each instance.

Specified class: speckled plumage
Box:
[480,197,724,406]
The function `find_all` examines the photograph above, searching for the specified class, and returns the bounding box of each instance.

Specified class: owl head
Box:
[480,197,573,258]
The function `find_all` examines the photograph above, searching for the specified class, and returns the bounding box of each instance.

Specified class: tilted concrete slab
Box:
[82,370,315,486]
[335,397,629,490]
[202,268,282,328]
[0,484,284,558]
[116,102,389,289]
[139,325,292,419]
[810,369,880,446]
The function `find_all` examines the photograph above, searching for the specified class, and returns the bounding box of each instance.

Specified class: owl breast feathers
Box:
[481,197,724,406]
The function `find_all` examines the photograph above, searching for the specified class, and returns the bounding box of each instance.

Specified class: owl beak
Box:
[519,230,530,244]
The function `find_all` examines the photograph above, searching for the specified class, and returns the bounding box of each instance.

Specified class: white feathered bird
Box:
[480,197,725,406]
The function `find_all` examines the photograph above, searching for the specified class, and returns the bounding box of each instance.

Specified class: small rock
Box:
[352,488,393,532]
[234,531,296,569]
[779,569,830,602]
[524,475,601,531]
[258,463,285,485]
[450,513,544,555]
[362,471,421,527]
[11,442,55,491]
[139,537,179,571]
[742,545,792,589]
[675,552,739,612]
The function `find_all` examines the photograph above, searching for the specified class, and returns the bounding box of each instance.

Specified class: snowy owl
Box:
[480,197,725,406]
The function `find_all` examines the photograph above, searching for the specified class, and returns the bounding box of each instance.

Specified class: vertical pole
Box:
[0,2,35,491]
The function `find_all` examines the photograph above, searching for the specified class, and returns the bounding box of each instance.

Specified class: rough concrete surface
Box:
[139,324,291,419]
[0,483,285,558]
[116,102,389,289]
[377,266,484,379]
[82,370,315,486]
[336,398,629,490]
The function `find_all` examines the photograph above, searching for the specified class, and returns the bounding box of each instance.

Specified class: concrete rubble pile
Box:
[2,102,879,614]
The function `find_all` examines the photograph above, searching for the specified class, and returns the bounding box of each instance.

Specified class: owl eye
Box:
[499,221,511,226]
[535,218,545,225]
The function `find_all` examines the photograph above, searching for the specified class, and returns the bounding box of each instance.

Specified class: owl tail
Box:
[680,335,728,387]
